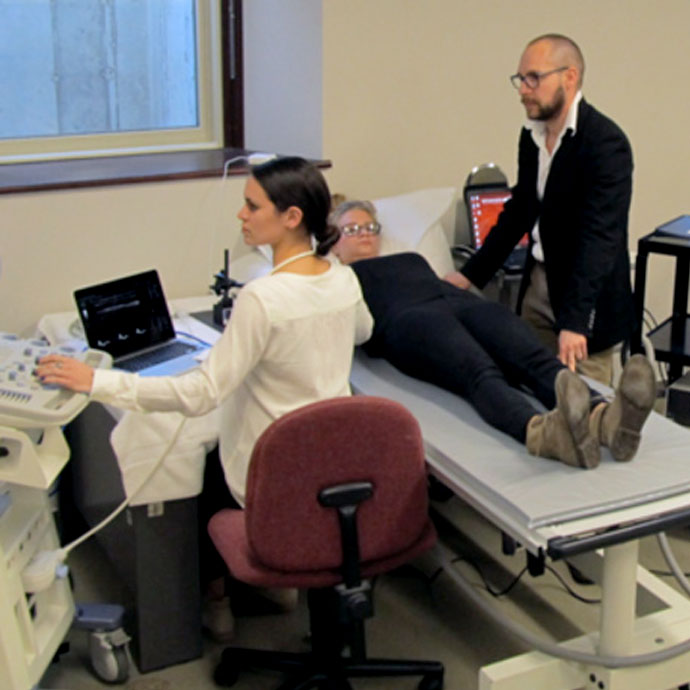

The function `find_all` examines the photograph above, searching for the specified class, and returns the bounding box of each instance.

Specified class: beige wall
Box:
[0,178,249,334]
[323,0,690,323]
[2,0,688,334]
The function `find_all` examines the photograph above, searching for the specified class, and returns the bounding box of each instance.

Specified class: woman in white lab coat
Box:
[38,157,374,639]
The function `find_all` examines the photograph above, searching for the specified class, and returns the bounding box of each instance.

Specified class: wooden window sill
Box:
[0,149,330,195]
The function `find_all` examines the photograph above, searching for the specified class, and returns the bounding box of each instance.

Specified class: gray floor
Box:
[40,498,690,690]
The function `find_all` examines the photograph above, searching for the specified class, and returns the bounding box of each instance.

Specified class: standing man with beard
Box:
[448,34,635,386]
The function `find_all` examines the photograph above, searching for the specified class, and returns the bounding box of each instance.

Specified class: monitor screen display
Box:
[467,188,528,249]
[74,270,175,359]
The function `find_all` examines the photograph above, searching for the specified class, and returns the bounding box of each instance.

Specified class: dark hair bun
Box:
[315,223,340,256]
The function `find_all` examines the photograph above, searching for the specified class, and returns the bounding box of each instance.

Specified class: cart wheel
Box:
[89,632,130,684]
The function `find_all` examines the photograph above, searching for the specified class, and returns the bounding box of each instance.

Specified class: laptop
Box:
[655,215,690,240]
[74,269,207,376]
[464,184,529,274]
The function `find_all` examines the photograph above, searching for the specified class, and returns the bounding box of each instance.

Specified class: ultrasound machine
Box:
[0,333,130,689]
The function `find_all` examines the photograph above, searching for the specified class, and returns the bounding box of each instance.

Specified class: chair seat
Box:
[209,508,437,589]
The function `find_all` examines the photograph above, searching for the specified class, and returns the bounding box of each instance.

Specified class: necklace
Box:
[270,249,316,275]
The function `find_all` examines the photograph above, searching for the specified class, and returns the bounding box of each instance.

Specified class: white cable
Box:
[223,152,276,176]
[436,542,690,668]
[23,416,191,592]
[60,416,189,558]
[223,155,246,176]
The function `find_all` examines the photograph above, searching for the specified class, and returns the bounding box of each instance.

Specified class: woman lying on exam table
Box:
[37,158,374,641]
[330,199,656,471]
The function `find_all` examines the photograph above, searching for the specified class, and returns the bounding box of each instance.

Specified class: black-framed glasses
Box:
[339,221,382,237]
[510,66,568,90]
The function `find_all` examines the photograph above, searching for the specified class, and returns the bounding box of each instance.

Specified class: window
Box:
[0,0,236,163]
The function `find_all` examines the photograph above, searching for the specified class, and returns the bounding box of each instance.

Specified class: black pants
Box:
[379,294,570,443]
[198,445,241,587]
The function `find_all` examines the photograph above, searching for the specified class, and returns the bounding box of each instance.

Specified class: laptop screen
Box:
[74,270,176,360]
[466,188,528,250]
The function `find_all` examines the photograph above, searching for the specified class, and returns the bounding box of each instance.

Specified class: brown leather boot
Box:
[526,369,600,469]
[589,354,656,462]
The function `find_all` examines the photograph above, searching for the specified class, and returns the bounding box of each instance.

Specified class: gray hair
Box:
[328,199,378,229]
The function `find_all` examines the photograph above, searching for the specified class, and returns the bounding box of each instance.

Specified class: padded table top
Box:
[351,351,690,538]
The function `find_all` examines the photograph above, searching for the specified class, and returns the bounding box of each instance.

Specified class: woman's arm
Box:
[354,296,374,345]
[38,288,271,417]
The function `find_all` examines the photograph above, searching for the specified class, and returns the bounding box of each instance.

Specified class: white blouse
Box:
[91,262,373,505]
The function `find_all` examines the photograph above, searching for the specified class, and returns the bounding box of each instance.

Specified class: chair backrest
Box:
[243,395,432,573]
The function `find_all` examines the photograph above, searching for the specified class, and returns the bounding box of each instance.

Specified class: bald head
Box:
[526,34,585,88]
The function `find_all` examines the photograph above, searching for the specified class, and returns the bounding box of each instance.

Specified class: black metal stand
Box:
[632,232,690,383]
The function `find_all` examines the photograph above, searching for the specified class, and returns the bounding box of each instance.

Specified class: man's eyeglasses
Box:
[510,66,568,90]
[339,221,382,237]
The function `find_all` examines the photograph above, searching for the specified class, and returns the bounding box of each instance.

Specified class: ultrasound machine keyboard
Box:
[0,332,111,428]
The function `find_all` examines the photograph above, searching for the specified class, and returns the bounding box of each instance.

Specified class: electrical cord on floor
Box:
[435,542,690,668]
[444,554,528,597]
[431,552,601,605]
[543,563,601,604]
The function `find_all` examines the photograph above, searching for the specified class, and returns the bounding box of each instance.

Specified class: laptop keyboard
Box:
[117,341,199,373]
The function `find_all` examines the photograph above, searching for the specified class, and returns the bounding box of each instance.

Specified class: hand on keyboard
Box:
[0,333,111,428]
[36,352,96,393]
[1,335,80,393]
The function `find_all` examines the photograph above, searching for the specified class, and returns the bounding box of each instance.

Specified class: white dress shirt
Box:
[525,91,582,261]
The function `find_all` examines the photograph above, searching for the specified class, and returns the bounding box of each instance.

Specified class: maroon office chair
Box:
[208,395,444,689]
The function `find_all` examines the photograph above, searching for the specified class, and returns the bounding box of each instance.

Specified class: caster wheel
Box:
[418,673,444,690]
[89,635,129,684]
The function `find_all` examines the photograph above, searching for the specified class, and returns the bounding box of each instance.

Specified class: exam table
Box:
[351,348,690,690]
[35,184,690,685]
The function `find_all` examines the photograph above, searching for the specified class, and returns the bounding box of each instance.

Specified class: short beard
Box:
[528,85,566,121]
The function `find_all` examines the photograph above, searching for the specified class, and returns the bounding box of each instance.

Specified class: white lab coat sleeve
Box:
[354,293,374,346]
[90,288,270,416]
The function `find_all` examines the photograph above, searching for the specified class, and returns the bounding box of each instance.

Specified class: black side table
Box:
[632,232,690,383]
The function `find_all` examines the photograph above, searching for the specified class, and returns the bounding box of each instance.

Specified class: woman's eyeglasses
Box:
[339,222,382,237]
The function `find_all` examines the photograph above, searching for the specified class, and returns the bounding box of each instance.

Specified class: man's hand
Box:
[444,270,473,289]
[558,329,588,372]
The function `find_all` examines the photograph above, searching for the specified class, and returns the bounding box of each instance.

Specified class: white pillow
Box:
[373,187,458,277]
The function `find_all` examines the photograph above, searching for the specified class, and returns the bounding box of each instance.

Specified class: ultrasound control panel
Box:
[0,332,111,429]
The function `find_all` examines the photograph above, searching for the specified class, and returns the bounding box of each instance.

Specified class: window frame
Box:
[0,0,242,166]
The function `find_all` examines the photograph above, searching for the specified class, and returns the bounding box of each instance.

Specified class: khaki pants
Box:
[521,262,614,386]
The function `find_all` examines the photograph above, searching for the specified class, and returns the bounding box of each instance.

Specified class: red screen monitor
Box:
[466,188,528,249]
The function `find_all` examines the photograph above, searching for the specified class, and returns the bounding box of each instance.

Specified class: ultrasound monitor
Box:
[463,185,529,274]
[466,187,528,250]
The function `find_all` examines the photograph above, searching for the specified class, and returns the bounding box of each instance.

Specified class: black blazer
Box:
[461,99,636,353]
